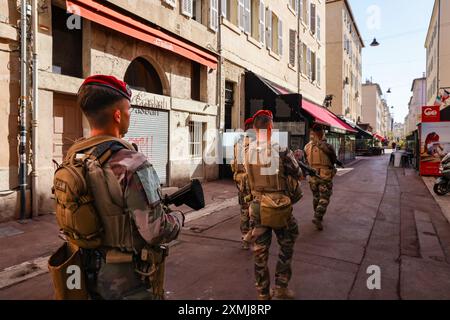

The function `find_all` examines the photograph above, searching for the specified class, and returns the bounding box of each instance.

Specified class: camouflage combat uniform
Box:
[231,135,253,239]
[304,139,336,222]
[244,140,301,298]
[86,142,183,300]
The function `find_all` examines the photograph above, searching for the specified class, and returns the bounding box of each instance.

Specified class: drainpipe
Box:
[31,0,39,218]
[19,0,28,221]
[216,1,223,131]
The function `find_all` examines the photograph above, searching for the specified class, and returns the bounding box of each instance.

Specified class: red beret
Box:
[81,75,132,100]
[244,117,254,126]
[253,110,273,119]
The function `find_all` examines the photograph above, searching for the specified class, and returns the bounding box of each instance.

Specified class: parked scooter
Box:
[433,153,450,196]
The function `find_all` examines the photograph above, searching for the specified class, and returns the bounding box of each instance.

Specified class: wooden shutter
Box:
[182,0,193,17]
[310,3,316,34]
[259,0,265,44]
[289,29,296,66]
[238,0,245,30]
[266,8,272,49]
[210,0,219,31]
[278,18,283,56]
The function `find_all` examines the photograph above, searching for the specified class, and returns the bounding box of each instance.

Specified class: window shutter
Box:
[294,0,299,14]
[259,0,265,44]
[306,0,310,27]
[307,48,311,79]
[300,0,303,20]
[299,40,303,73]
[244,0,251,33]
[310,3,316,34]
[210,0,219,31]
[311,51,316,82]
[278,19,283,56]
[289,29,296,66]
[266,8,272,50]
[182,0,193,17]
[164,0,176,7]
[221,0,227,17]
[317,57,321,85]
[317,14,321,41]
[238,0,245,30]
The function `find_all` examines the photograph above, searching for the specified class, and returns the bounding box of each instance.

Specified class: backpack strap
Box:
[66,136,136,166]
[86,141,129,166]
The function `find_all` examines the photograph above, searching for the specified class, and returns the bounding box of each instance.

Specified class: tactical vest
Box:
[305,141,333,169]
[54,135,147,253]
[244,140,288,196]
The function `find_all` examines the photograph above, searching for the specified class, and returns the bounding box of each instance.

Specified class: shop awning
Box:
[338,116,373,138]
[373,133,386,142]
[66,0,218,69]
[301,99,357,134]
[250,73,292,95]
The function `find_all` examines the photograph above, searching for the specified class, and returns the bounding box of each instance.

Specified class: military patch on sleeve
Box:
[136,165,162,207]
[54,178,67,192]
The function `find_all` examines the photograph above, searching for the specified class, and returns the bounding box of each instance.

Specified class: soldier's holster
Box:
[48,242,89,300]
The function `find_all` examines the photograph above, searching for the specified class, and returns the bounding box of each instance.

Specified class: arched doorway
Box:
[123,57,169,185]
[124,57,163,94]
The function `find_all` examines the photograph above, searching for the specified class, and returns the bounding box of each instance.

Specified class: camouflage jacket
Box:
[108,148,183,246]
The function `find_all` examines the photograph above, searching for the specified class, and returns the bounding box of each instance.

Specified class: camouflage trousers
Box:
[309,177,333,221]
[249,201,299,295]
[238,191,251,237]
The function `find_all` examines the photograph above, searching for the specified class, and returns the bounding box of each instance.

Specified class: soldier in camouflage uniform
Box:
[231,117,254,250]
[74,75,184,299]
[304,124,337,231]
[244,110,301,300]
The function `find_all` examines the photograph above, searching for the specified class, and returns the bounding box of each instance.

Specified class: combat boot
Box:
[257,292,272,300]
[312,218,323,231]
[270,286,295,300]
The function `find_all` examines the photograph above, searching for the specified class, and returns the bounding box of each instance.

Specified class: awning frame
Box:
[66,0,218,69]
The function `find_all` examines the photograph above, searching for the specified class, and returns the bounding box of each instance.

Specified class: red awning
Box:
[373,133,386,141]
[301,99,357,133]
[66,0,218,69]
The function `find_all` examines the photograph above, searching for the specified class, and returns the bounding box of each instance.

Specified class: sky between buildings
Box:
[348,0,434,123]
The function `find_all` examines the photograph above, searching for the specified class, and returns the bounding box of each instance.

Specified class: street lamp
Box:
[370,38,380,47]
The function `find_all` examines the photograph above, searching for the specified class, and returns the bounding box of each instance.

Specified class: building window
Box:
[52,5,82,77]
[124,57,163,94]
[189,121,203,158]
[310,2,316,35]
[191,62,201,101]
[289,29,296,66]
[192,0,202,23]
[238,0,251,33]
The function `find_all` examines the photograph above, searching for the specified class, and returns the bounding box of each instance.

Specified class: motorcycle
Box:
[433,153,450,196]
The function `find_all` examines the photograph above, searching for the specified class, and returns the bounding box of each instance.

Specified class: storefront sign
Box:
[422,106,440,122]
[131,92,170,110]
[420,122,450,176]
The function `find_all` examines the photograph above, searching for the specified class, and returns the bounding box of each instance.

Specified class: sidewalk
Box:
[0,180,240,297]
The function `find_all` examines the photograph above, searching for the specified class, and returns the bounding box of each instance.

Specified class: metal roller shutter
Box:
[124,107,169,185]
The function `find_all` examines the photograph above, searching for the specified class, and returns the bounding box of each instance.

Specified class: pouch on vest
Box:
[48,242,88,300]
[260,194,293,229]
[286,175,303,204]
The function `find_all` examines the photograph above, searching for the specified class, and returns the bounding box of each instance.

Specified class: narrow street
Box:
[1,154,450,300]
